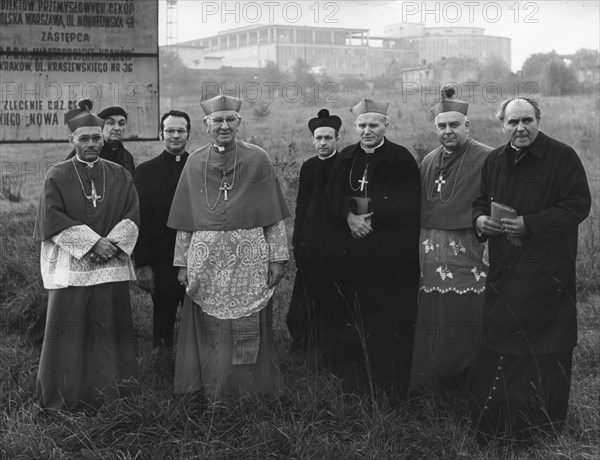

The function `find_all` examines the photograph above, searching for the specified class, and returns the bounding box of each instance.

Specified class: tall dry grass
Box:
[0,90,598,458]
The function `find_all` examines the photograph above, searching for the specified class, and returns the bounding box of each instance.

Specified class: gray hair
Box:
[203,112,241,122]
[496,97,541,122]
[355,113,389,124]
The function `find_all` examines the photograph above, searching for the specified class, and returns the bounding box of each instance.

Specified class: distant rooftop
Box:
[178,23,370,47]
[213,24,369,35]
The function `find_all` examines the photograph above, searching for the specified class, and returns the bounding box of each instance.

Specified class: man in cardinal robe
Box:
[30,105,136,347]
[409,85,492,394]
[34,99,140,412]
[167,95,290,400]
[287,109,342,354]
[321,98,421,399]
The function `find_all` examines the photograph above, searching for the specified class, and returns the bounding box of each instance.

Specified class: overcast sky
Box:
[158,1,600,71]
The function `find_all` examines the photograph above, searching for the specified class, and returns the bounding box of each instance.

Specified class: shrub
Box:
[0,206,44,334]
[252,101,271,120]
[1,173,23,202]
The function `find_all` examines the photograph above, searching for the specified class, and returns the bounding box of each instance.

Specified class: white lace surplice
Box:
[174,220,289,320]
[40,219,138,289]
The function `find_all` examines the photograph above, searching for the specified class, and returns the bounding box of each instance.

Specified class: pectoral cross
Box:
[359,170,368,192]
[219,178,233,201]
[90,181,101,207]
[435,173,446,192]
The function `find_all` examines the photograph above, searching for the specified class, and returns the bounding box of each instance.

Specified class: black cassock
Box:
[470,131,591,438]
[287,153,336,352]
[321,138,420,397]
[134,150,189,349]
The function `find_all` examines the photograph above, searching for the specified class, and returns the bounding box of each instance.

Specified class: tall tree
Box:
[569,48,600,91]
[521,51,578,96]
[541,59,579,95]
[291,58,317,105]
[479,55,513,85]
[159,49,193,97]
[570,49,600,70]
[261,60,287,83]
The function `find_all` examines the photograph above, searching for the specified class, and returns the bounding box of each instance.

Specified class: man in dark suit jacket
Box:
[134,110,191,354]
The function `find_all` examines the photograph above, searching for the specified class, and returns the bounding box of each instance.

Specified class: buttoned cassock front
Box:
[134,150,189,348]
[472,131,591,355]
[33,158,139,411]
[321,137,421,395]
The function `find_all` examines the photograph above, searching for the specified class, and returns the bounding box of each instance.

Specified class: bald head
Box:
[496,97,541,123]
[499,99,541,149]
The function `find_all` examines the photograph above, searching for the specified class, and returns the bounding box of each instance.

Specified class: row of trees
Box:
[160,48,599,99]
[159,49,318,101]
[521,49,599,95]
[384,49,599,96]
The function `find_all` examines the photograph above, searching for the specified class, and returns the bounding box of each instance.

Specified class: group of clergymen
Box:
[33,86,591,441]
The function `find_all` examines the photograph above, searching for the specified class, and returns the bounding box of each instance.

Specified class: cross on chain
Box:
[435,173,446,192]
[359,171,369,192]
[219,178,233,201]
[90,181,101,207]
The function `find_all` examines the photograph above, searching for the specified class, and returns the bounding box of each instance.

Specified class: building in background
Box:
[176,46,224,70]
[400,59,479,85]
[384,24,510,68]
[173,24,417,77]
[167,23,510,80]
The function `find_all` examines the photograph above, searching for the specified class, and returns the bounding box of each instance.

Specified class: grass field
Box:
[0,90,598,458]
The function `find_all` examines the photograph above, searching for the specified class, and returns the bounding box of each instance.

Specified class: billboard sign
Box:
[0,0,159,142]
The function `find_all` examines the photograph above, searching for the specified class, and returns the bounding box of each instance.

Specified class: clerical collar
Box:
[443,139,470,155]
[165,150,186,162]
[318,150,337,161]
[213,143,233,153]
[509,143,527,164]
[74,156,99,168]
[509,143,523,152]
[443,147,453,155]
[360,139,384,154]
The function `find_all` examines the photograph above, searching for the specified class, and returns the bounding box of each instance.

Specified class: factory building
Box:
[173,23,510,79]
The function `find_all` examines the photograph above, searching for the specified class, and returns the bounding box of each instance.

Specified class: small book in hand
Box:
[349,196,370,215]
[491,201,517,223]
[491,201,521,246]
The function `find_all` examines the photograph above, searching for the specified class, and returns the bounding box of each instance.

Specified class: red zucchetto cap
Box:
[64,99,104,132]
[308,109,342,133]
[201,95,242,115]
[350,98,389,118]
[430,84,469,117]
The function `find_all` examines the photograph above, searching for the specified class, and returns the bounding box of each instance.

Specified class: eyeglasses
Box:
[73,135,103,143]
[208,116,239,125]
[164,128,188,136]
